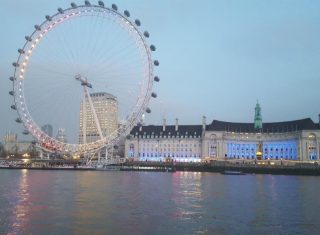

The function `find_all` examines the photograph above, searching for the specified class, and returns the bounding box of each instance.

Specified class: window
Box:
[308,133,317,160]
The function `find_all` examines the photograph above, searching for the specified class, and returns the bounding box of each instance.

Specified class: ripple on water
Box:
[0,171,320,234]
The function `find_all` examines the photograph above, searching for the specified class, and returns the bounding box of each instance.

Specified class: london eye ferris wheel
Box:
[9,1,159,155]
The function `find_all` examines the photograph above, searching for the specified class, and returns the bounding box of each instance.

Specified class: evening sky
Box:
[0,0,319,140]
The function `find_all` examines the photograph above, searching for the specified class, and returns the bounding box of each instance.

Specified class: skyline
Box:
[1,0,320,140]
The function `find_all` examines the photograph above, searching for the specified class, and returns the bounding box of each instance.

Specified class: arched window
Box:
[128,143,134,157]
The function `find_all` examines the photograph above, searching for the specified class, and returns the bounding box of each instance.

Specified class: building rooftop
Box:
[207,118,320,133]
[130,125,203,138]
[129,118,319,137]
[90,92,116,100]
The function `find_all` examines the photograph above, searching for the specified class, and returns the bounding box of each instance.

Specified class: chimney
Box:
[139,114,145,132]
[163,118,166,132]
[175,118,179,131]
[202,116,206,130]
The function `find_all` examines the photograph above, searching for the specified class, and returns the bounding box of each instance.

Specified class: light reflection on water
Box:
[0,170,320,235]
[172,172,203,219]
[10,169,30,234]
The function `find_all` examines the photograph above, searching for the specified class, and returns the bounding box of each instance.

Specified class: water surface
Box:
[0,170,319,234]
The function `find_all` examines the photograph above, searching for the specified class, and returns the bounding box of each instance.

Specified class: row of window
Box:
[140,153,200,158]
[226,142,298,160]
[128,152,201,158]
[140,148,195,152]
[137,157,202,163]
[134,136,201,139]
[129,140,319,160]
[139,143,201,147]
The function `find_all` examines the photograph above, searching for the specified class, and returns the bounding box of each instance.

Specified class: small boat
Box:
[221,170,246,175]
[96,164,121,171]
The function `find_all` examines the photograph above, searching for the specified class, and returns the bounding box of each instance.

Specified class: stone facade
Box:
[125,117,320,162]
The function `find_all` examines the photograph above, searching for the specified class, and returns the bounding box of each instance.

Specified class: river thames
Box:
[0,170,319,235]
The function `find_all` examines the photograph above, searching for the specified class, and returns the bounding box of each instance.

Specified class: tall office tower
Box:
[79,92,118,144]
[41,124,53,137]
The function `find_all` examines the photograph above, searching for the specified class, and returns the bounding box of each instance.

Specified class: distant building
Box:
[3,132,36,156]
[0,142,4,157]
[56,128,67,143]
[125,103,320,162]
[41,124,53,137]
[4,132,17,143]
[79,92,118,144]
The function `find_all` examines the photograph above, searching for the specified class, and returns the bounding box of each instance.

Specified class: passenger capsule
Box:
[12,62,19,67]
[85,1,91,6]
[126,135,132,139]
[18,49,25,54]
[9,91,14,96]
[25,36,32,42]
[10,105,16,110]
[154,76,160,82]
[153,60,159,66]
[16,118,22,123]
[150,45,156,51]
[124,10,130,17]
[151,92,157,98]
[144,31,150,38]
[98,1,104,7]
[71,2,77,8]
[34,25,41,30]
[146,108,151,113]
[45,15,52,21]
[9,77,15,81]
[58,8,64,14]
[135,19,141,26]
[112,4,118,11]
[22,130,29,135]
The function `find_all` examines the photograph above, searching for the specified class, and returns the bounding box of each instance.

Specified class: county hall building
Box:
[125,102,320,162]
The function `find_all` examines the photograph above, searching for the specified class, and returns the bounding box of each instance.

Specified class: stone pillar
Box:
[221,138,227,159]
[201,135,207,159]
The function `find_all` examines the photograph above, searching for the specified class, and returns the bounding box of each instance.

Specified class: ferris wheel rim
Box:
[11,2,157,154]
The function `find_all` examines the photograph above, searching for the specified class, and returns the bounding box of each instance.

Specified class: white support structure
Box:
[82,91,87,144]
[76,74,108,164]
[76,74,104,140]
[84,86,104,139]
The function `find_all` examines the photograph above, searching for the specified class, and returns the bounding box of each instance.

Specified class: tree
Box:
[0,142,5,158]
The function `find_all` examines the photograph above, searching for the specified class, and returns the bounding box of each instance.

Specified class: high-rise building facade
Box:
[41,124,53,137]
[56,128,67,143]
[79,92,118,144]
